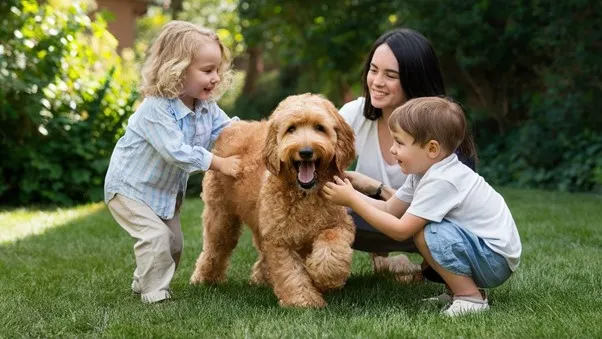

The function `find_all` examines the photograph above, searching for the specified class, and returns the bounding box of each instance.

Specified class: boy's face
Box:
[181,40,222,107]
[389,128,437,175]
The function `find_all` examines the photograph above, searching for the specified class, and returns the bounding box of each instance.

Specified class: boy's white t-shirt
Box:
[339,97,407,189]
[395,153,522,271]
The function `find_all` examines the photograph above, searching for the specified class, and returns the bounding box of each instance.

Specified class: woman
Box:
[340,28,477,280]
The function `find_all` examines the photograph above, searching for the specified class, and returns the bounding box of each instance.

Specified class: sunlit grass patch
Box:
[0,203,105,243]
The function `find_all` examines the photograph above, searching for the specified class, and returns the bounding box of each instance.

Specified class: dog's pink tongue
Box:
[298,161,315,183]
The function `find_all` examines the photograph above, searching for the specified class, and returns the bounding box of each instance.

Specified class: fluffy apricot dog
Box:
[190,93,356,308]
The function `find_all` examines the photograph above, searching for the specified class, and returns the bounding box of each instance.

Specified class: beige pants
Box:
[107,194,183,303]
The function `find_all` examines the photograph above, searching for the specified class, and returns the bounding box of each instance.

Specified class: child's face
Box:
[389,128,435,175]
[366,44,405,114]
[181,40,222,105]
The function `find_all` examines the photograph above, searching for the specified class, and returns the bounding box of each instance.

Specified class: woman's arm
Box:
[379,185,396,200]
[345,170,395,200]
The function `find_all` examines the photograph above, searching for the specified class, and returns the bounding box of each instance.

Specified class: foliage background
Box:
[0,0,138,205]
[1,0,601,206]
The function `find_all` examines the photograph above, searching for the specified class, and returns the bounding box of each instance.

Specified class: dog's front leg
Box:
[306,226,354,292]
[262,241,327,308]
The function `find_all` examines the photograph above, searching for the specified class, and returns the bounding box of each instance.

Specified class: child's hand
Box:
[322,176,358,207]
[211,155,241,178]
[221,155,241,178]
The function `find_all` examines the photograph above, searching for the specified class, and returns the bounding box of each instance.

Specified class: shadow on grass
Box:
[0,200,436,314]
[183,273,437,312]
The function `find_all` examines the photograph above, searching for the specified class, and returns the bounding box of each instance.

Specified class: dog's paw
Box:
[248,274,268,286]
[189,272,225,285]
[307,262,350,291]
[278,294,327,308]
[249,261,269,286]
[311,273,349,292]
[306,243,352,291]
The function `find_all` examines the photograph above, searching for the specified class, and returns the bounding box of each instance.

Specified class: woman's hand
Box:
[344,171,381,196]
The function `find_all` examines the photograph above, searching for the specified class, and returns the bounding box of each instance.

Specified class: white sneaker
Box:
[131,280,141,294]
[423,292,453,303]
[442,297,489,317]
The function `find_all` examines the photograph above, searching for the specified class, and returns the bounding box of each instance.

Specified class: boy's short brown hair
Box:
[388,97,467,155]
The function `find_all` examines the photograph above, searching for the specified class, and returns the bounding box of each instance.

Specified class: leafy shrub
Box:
[231,66,301,121]
[0,0,139,205]
[479,127,602,192]
[395,0,602,193]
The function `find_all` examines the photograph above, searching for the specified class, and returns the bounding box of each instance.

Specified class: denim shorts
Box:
[424,219,511,288]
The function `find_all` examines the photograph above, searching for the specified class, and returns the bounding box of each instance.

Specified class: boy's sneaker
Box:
[442,296,489,317]
[422,292,453,303]
[424,289,486,304]
[131,280,141,294]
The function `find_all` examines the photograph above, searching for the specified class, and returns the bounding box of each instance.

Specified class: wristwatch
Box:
[374,182,384,197]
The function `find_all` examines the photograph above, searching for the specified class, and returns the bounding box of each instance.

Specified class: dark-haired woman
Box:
[340,28,477,280]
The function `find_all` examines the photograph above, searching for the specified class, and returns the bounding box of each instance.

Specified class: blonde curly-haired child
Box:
[105,21,240,303]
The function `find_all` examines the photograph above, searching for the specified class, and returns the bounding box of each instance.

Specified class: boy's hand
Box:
[322,176,358,207]
[211,155,241,178]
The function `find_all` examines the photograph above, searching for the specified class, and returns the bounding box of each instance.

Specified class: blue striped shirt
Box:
[104,97,237,219]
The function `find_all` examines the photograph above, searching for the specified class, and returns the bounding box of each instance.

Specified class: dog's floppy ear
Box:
[324,100,356,173]
[262,119,280,175]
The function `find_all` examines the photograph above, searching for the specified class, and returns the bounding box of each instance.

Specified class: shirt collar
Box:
[426,152,458,175]
[439,152,458,166]
[172,98,209,120]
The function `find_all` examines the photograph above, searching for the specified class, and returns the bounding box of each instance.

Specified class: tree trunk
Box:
[242,46,263,95]
[170,0,184,20]
[341,81,354,104]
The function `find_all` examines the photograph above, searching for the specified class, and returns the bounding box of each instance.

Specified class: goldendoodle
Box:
[190,93,356,308]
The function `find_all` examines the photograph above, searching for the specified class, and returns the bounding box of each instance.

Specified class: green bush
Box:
[231,66,301,121]
[394,0,602,193]
[0,0,139,205]
[479,128,602,192]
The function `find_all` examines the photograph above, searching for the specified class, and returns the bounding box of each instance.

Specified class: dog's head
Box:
[262,93,355,190]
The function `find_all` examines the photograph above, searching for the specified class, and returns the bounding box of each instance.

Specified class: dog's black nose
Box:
[299,147,313,160]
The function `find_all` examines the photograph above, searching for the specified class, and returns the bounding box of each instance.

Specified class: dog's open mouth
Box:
[294,160,319,189]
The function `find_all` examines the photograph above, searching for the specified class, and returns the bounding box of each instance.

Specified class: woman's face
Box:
[367,44,405,115]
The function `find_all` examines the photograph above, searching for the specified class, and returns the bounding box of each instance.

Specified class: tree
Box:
[237,0,399,104]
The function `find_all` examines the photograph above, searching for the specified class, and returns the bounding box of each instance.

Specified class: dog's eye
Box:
[286,125,296,133]
[314,124,325,132]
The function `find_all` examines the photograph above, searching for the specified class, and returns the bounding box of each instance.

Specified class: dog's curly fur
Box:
[190,93,356,308]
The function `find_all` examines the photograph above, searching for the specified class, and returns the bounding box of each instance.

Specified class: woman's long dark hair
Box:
[360,28,478,169]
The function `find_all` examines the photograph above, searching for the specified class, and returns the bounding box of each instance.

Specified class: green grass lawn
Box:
[1,188,601,338]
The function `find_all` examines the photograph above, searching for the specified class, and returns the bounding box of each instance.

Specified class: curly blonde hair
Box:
[140,20,233,100]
